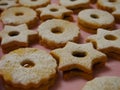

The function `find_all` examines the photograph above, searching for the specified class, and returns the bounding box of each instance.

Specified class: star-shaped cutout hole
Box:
[51,42,107,80]
[36,4,73,21]
[86,28,120,54]
[0,24,38,53]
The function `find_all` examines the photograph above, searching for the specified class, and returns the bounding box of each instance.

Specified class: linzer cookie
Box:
[0,0,18,12]
[36,4,73,21]
[0,24,38,53]
[50,42,107,80]
[78,9,115,33]
[19,0,50,9]
[38,19,80,49]
[82,76,120,90]
[86,28,120,60]
[97,0,120,22]
[0,48,57,90]
[0,6,38,29]
[59,0,90,13]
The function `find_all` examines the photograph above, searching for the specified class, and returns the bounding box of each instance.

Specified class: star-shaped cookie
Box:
[86,29,120,54]
[0,24,38,53]
[51,42,107,80]
[36,4,73,21]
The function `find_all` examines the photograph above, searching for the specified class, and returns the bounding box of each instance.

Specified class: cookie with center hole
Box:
[78,9,115,33]
[36,4,73,21]
[0,48,57,90]
[38,19,80,49]
[50,42,107,80]
[0,6,39,29]
[0,24,39,53]
[86,28,120,60]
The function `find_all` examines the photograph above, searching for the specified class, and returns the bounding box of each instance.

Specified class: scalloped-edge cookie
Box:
[0,48,57,90]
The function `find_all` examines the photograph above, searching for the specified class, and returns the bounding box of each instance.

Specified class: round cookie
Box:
[19,0,50,9]
[0,48,57,90]
[97,0,120,22]
[78,9,115,33]
[0,0,18,11]
[97,0,120,12]
[38,19,80,49]
[0,6,38,29]
[82,76,120,90]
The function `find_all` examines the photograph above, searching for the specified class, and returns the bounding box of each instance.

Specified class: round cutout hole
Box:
[104,34,117,41]
[0,3,8,6]
[8,31,19,37]
[50,8,58,12]
[109,0,116,2]
[21,60,35,68]
[72,51,87,58]
[90,14,99,19]
[51,27,64,34]
[70,0,77,1]
[15,12,24,16]
[31,0,37,1]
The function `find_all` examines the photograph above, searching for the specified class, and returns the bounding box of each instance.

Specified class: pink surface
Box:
[0,0,120,90]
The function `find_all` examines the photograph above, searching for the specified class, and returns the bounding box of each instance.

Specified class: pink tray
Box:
[0,0,120,90]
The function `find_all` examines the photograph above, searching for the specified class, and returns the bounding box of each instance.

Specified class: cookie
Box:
[38,19,80,49]
[59,0,90,13]
[82,76,120,90]
[36,4,73,21]
[86,28,120,59]
[97,0,120,22]
[78,9,115,33]
[97,0,120,12]
[0,0,18,12]
[50,42,107,80]
[0,6,38,29]
[19,0,50,9]
[0,24,38,53]
[0,48,57,90]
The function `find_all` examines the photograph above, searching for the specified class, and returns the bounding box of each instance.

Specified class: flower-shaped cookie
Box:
[51,42,107,80]
[0,24,38,53]
[86,29,120,55]
[36,4,73,21]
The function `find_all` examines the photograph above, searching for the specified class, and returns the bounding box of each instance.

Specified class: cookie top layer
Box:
[82,76,120,90]
[0,48,57,89]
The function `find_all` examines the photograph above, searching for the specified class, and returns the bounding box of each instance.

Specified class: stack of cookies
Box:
[0,0,120,90]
